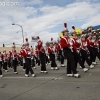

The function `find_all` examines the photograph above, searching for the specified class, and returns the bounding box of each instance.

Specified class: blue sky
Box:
[0,0,100,47]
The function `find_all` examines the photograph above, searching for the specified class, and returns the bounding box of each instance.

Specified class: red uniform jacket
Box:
[20,48,31,58]
[0,53,3,61]
[37,42,45,54]
[92,40,99,48]
[11,49,17,59]
[87,37,93,47]
[72,37,80,52]
[17,54,21,60]
[60,36,70,48]
[48,46,56,54]
[56,43,62,52]
[98,39,100,46]
[8,51,12,60]
[35,50,39,57]
[2,53,8,62]
[80,40,89,53]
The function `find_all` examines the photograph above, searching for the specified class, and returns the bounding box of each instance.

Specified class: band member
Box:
[71,26,88,72]
[98,36,100,54]
[98,36,100,48]
[20,44,26,71]
[37,36,48,73]
[7,51,12,69]
[20,38,36,77]
[0,52,3,77]
[17,53,21,66]
[45,46,50,65]
[30,46,36,69]
[56,40,65,67]
[0,52,3,69]
[48,38,59,70]
[35,49,40,67]
[2,50,8,72]
[87,29,96,64]
[92,32,100,60]
[11,42,18,74]
[80,33,94,69]
[60,23,80,77]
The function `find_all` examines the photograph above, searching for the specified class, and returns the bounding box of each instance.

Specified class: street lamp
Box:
[12,23,24,43]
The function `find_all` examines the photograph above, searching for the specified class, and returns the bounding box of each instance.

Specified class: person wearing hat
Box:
[71,26,89,72]
[11,42,18,74]
[60,23,80,78]
[20,44,26,71]
[56,39,65,67]
[92,33,100,61]
[45,46,50,65]
[21,38,36,77]
[37,36,48,73]
[7,51,12,69]
[2,50,8,72]
[48,38,59,70]
[87,30,96,65]
[0,52,3,77]
[0,52,3,68]
[80,33,94,69]
[98,36,100,54]
[34,49,40,67]
[30,46,36,69]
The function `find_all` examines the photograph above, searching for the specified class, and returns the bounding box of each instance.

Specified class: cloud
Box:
[22,0,43,6]
[0,0,100,47]
[81,14,100,28]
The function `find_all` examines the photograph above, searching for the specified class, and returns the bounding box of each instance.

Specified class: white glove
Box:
[84,43,87,46]
[48,56,50,59]
[28,52,31,55]
[91,40,94,43]
[76,39,80,43]
[77,50,79,54]
[69,42,73,46]
[69,46,73,49]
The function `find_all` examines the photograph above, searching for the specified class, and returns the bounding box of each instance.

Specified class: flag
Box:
[31,36,38,42]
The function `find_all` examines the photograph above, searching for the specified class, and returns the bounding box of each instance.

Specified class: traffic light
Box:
[3,44,5,47]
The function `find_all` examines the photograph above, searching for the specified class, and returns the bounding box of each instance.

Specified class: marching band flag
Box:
[31,36,38,42]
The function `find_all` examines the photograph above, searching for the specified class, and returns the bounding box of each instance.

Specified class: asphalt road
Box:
[0,60,100,100]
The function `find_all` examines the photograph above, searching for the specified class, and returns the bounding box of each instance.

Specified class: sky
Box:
[0,0,100,47]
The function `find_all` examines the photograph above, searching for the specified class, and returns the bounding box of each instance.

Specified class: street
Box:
[0,60,100,100]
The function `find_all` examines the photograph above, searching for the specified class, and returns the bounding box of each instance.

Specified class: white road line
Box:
[2,77,63,79]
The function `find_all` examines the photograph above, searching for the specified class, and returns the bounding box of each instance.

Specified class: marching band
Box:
[0,22,100,78]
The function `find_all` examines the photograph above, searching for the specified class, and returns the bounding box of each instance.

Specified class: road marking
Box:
[2,77,63,79]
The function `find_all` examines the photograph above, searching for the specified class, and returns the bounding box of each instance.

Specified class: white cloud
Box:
[21,0,43,6]
[81,14,100,28]
[0,0,100,47]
